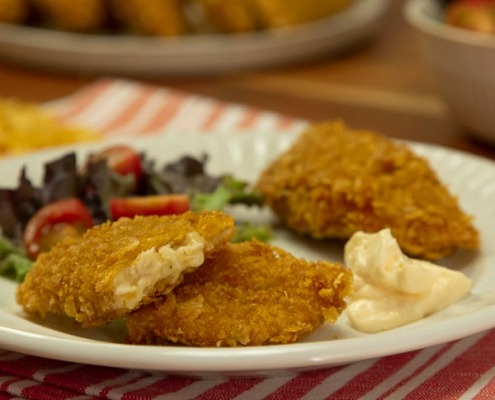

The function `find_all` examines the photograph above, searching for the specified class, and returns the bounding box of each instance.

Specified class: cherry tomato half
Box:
[89,145,143,185]
[23,197,94,259]
[110,194,190,220]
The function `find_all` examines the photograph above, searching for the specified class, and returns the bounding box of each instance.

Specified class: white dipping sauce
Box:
[344,229,471,333]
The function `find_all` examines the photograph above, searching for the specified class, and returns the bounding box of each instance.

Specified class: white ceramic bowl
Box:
[404,0,495,145]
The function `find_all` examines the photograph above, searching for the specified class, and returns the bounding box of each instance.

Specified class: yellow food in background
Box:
[31,0,107,32]
[0,0,354,36]
[256,0,352,28]
[197,0,353,33]
[196,0,259,33]
[111,0,187,36]
[0,0,29,24]
[0,98,100,156]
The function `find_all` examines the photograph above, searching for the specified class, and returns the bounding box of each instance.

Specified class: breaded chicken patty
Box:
[126,240,352,347]
[256,121,479,260]
[16,211,235,327]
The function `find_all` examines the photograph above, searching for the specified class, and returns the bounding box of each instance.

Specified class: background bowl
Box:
[404,0,495,146]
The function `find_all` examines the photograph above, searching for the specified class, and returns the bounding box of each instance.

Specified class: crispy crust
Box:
[126,240,352,347]
[16,211,235,327]
[256,121,480,260]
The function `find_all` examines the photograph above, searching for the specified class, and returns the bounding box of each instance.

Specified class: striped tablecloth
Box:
[1,79,495,400]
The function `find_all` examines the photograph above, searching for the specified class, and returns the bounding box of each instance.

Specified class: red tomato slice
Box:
[110,194,190,220]
[23,198,94,259]
[89,145,143,184]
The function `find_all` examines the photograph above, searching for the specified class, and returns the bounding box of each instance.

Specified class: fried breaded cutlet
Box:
[254,0,352,29]
[127,240,352,347]
[256,121,480,260]
[196,0,352,33]
[0,0,29,24]
[16,211,235,327]
[31,0,107,32]
[110,0,187,36]
[194,0,258,33]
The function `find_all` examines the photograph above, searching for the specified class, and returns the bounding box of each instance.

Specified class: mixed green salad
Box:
[0,144,271,282]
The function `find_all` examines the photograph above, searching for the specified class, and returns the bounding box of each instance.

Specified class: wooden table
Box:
[0,0,494,160]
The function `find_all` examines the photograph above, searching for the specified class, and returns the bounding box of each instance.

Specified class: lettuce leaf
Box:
[0,234,32,282]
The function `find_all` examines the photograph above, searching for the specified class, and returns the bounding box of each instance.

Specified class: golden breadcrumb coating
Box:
[256,121,480,260]
[16,211,235,327]
[126,240,352,347]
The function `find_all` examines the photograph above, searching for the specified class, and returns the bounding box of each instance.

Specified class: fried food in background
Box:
[1,0,354,35]
[0,0,29,24]
[16,211,236,327]
[196,0,352,33]
[0,98,99,156]
[199,0,352,33]
[31,0,108,32]
[110,0,187,36]
[255,0,351,29]
[127,240,352,347]
[256,121,480,260]
[194,0,259,33]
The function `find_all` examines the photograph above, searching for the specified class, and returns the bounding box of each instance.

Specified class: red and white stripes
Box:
[0,330,494,400]
[45,79,307,137]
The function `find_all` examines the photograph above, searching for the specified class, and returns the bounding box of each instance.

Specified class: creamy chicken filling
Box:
[113,231,205,310]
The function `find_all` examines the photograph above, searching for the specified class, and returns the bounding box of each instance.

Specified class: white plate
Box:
[1,132,495,378]
[0,0,389,75]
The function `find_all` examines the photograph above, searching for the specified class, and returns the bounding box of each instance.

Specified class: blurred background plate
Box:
[0,0,389,76]
[404,0,495,146]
